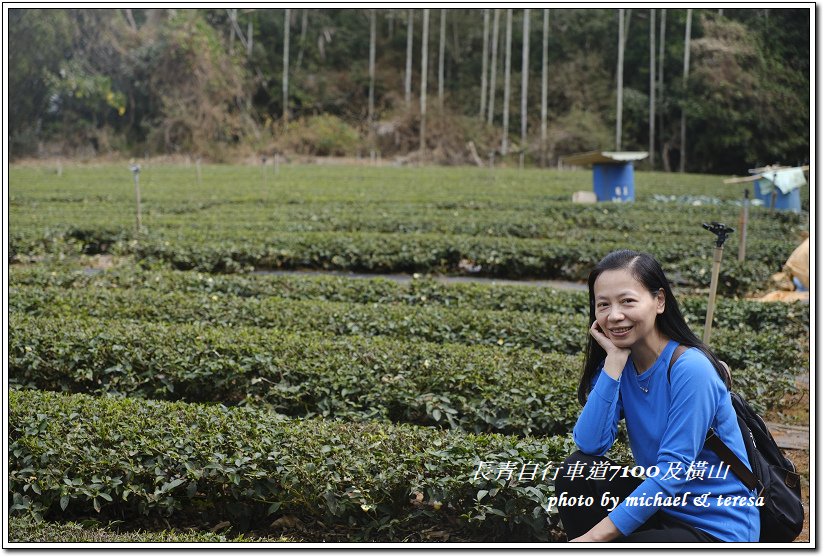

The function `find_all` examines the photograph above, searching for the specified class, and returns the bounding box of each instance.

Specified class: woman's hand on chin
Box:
[590,321,631,380]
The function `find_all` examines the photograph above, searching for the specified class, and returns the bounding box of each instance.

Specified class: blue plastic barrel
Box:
[754,180,802,213]
[593,163,635,202]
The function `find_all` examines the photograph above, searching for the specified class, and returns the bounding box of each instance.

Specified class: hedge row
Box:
[10,284,807,378]
[10,389,585,541]
[10,314,584,436]
[7,516,296,543]
[9,313,796,431]
[9,265,810,337]
[135,233,785,296]
[12,198,802,240]
[129,204,801,244]
[10,227,785,294]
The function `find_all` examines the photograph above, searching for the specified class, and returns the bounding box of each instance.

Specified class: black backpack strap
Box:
[667,344,763,495]
[666,344,689,383]
[705,428,763,495]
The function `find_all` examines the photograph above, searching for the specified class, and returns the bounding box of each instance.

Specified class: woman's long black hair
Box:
[577,249,732,406]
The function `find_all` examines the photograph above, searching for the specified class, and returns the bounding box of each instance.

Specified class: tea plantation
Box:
[7,163,809,543]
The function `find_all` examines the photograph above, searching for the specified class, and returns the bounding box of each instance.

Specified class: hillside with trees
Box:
[8,8,810,173]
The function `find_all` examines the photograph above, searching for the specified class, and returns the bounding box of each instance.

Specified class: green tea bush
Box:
[10,284,806,378]
[9,312,798,429]
[7,516,296,543]
[9,265,810,337]
[9,389,576,541]
[10,314,584,436]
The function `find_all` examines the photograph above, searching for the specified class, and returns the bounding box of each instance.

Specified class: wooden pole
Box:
[738,188,749,262]
[130,164,142,234]
[703,246,723,344]
[702,223,733,345]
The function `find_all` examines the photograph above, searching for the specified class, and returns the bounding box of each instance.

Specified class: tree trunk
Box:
[229,8,236,51]
[123,8,137,31]
[658,9,667,170]
[649,8,656,169]
[296,9,309,70]
[501,8,512,155]
[451,10,462,63]
[227,9,251,56]
[247,19,253,57]
[480,9,490,120]
[520,9,530,168]
[616,8,625,151]
[420,8,430,154]
[438,9,446,108]
[541,9,549,167]
[487,9,500,125]
[680,8,692,173]
[405,10,414,107]
[368,9,376,124]
[388,8,394,39]
[283,8,290,123]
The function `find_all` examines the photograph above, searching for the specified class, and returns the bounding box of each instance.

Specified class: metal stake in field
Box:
[738,188,749,262]
[261,155,268,189]
[130,163,142,235]
[196,156,202,186]
[702,222,734,344]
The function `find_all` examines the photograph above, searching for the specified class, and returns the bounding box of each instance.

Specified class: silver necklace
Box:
[635,341,669,393]
[637,374,652,393]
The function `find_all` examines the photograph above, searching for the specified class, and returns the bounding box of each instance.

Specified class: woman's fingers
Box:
[589,321,614,351]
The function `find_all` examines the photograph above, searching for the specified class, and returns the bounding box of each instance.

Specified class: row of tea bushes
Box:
[7,517,296,543]
[10,389,584,541]
[10,284,806,378]
[9,264,810,337]
[11,198,802,242]
[10,312,796,429]
[9,314,584,436]
[10,226,783,295]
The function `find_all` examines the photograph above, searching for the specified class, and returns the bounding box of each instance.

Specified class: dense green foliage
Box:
[9,264,809,336]
[9,164,808,296]
[10,389,584,541]
[8,8,809,171]
[8,516,297,543]
[8,163,808,542]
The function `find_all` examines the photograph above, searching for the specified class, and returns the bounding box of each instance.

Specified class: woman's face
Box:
[592,268,665,350]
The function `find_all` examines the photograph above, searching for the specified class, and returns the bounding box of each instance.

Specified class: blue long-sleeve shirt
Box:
[573,340,760,542]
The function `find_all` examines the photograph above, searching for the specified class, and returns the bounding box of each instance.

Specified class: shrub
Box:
[279,115,362,157]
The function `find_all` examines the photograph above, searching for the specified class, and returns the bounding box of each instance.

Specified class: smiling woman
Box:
[556,249,759,543]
